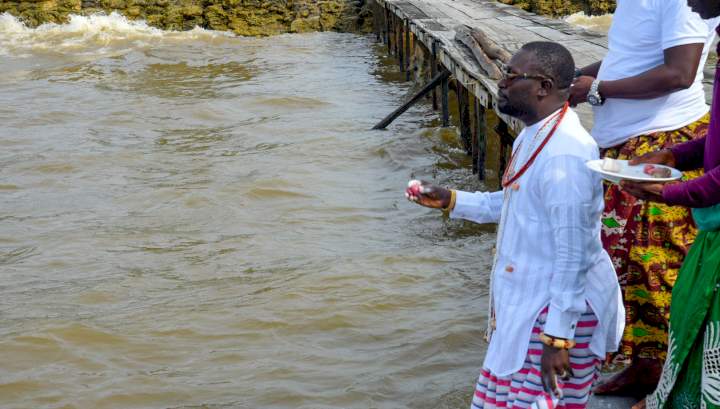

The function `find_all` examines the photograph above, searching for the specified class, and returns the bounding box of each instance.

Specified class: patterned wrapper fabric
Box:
[471,306,602,409]
[600,113,710,363]
[646,205,720,409]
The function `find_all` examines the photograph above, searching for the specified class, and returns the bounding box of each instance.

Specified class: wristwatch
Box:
[588,79,605,106]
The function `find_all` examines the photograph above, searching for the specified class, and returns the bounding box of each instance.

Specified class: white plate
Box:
[586,159,682,183]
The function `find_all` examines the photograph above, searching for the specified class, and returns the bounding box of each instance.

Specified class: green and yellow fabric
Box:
[647,204,720,409]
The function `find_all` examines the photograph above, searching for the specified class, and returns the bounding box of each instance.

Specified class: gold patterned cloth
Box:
[600,114,710,362]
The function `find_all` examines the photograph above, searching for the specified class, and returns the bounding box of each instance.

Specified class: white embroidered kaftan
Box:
[450,108,625,377]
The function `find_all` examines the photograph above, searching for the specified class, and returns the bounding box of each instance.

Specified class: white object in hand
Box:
[407,179,422,201]
[601,158,621,173]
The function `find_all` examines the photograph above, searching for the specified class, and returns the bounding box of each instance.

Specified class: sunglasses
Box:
[498,62,553,84]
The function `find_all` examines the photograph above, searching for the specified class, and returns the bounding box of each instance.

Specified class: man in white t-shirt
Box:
[569,0,720,396]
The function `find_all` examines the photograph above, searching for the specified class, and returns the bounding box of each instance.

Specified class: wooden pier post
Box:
[404,19,411,81]
[441,73,450,127]
[384,5,391,53]
[496,120,513,184]
[431,41,439,110]
[375,1,382,42]
[395,15,403,71]
[474,98,486,179]
[456,81,472,154]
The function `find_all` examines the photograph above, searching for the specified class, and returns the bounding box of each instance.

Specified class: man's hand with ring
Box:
[541,344,573,397]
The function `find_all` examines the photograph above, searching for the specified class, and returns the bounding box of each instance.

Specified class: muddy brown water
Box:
[1,11,711,409]
[0,13,495,409]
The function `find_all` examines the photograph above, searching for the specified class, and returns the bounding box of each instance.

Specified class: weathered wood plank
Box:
[455,25,503,79]
[379,0,609,133]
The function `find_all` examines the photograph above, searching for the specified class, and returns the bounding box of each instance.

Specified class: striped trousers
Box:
[471,306,601,409]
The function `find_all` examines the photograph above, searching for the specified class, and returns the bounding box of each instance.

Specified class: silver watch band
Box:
[590,79,602,102]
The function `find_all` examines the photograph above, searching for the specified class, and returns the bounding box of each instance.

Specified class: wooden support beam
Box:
[405,19,411,81]
[441,72,450,127]
[384,6,391,53]
[396,15,404,72]
[374,1,381,42]
[373,70,452,130]
[431,41,438,110]
[456,81,472,154]
[496,120,513,185]
[474,98,486,179]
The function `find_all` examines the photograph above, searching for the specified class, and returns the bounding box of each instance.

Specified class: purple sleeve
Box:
[670,136,706,171]
[663,166,720,208]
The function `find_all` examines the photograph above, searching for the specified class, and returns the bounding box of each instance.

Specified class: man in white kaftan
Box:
[406,42,624,409]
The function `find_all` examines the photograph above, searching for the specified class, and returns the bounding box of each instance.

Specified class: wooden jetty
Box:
[370,0,609,182]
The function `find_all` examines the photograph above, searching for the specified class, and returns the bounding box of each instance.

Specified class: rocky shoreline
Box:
[0,0,373,35]
[0,0,613,35]
[497,0,615,16]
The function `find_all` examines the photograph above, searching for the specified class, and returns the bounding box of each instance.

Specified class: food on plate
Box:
[643,164,672,178]
[601,158,622,173]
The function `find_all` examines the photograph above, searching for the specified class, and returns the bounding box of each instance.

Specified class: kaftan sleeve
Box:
[670,136,706,172]
[449,190,504,224]
[663,165,720,208]
[537,155,598,340]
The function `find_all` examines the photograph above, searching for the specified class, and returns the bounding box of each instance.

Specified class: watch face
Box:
[588,95,601,106]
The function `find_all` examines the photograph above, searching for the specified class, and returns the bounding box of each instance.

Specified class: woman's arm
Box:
[671,136,707,171]
[663,166,720,208]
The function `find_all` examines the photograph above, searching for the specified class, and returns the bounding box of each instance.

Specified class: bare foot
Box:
[632,399,646,409]
[593,358,662,397]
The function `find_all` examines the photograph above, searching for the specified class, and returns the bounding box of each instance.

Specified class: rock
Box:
[290,15,320,32]
[0,0,605,34]
[499,0,615,15]
[181,4,202,16]
[203,4,228,30]
[39,0,57,11]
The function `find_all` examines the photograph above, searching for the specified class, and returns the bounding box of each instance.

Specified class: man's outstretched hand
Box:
[405,180,451,209]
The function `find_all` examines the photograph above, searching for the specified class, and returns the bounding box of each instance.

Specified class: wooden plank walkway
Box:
[375,0,609,133]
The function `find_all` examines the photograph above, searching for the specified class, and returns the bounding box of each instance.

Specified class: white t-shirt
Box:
[590,0,719,148]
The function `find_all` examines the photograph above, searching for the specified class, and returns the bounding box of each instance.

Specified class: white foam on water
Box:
[565,12,613,34]
[0,12,236,57]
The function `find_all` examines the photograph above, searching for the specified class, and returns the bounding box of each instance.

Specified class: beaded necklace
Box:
[501,103,569,189]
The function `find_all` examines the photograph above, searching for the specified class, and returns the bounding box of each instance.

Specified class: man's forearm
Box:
[598,43,704,100]
[449,190,504,224]
[598,64,698,100]
[580,61,602,78]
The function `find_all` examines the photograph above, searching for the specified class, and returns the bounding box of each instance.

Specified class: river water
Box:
[0,13,495,409]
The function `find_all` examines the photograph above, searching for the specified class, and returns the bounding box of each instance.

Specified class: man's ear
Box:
[537,83,549,97]
[537,79,553,97]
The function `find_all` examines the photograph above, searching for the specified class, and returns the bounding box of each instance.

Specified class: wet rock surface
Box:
[497,0,615,16]
[0,0,373,35]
